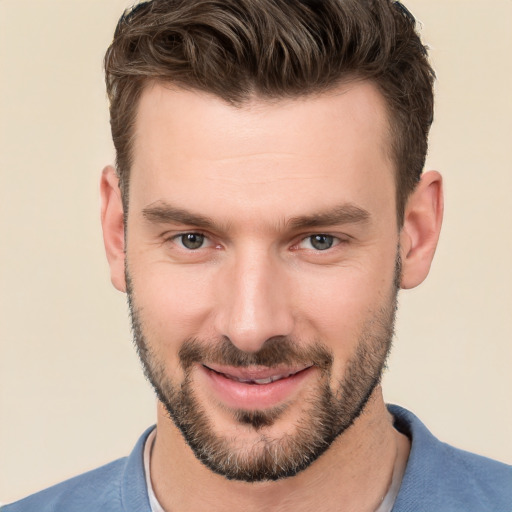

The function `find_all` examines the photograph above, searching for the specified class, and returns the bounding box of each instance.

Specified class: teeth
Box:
[228,373,292,384]
[206,365,307,384]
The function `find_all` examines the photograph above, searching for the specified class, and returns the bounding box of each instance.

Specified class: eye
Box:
[300,234,338,251]
[176,233,207,250]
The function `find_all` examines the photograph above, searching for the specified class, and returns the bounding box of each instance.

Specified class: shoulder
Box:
[1,427,154,512]
[389,405,512,512]
[1,458,126,512]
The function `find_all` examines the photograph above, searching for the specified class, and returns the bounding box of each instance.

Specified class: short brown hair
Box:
[104,0,435,224]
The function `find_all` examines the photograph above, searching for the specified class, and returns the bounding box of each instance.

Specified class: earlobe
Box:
[399,170,444,289]
[100,166,127,292]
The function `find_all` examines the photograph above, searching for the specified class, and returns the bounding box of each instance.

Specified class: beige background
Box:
[1,0,511,505]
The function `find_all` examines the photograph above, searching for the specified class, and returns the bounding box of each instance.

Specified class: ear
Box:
[100,166,126,292]
[399,170,444,289]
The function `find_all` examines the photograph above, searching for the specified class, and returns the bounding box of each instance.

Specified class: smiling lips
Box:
[201,363,315,410]
[204,364,311,384]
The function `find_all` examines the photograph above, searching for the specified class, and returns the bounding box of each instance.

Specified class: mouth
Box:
[203,364,312,384]
[199,363,315,410]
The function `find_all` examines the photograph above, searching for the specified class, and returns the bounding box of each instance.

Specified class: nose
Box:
[214,247,294,353]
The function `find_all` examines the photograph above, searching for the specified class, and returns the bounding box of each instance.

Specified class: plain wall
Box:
[1,0,511,504]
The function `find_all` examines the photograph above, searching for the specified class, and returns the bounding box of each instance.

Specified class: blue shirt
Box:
[3,406,511,511]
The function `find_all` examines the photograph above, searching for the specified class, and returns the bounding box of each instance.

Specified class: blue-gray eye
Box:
[180,233,205,250]
[309,234,334,250]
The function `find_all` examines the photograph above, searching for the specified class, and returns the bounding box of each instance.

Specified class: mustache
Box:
[179,336,333,371]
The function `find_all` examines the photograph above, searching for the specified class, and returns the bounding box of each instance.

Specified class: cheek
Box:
[129,262,216,348]
[293,257,396,350]
[296,265,387,319]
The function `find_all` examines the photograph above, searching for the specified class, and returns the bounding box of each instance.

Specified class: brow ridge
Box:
[142,203,217,230]
[287,204,370,230]
[142,201,370,232]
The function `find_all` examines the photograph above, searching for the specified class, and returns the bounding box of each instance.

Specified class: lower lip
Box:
[199,365,315,410]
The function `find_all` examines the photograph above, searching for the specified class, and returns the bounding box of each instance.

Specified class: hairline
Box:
[119,76,405,226]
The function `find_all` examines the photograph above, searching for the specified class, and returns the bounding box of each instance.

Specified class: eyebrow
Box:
[143,203,218,230]
[287,204,370,230]
[142,201,370,231]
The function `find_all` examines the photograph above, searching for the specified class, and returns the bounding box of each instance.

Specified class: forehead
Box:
[129,81,395,222]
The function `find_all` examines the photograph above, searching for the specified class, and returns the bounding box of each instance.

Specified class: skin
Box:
[101,81,443,511]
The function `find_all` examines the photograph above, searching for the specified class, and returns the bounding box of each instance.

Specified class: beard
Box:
[126,257,399,482]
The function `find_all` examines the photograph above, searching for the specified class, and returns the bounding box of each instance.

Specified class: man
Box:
[3,0,510,511]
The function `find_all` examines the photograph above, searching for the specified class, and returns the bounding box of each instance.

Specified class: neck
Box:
[150,387,410,512]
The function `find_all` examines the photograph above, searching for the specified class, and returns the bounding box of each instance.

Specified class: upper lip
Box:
[202,364,312,381]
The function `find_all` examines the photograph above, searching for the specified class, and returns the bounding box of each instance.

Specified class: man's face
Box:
[124,82,401,481]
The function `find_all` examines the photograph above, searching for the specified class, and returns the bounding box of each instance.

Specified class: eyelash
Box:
[168,232,345,252]
[294,234,341,251]
[170,232,215,250]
